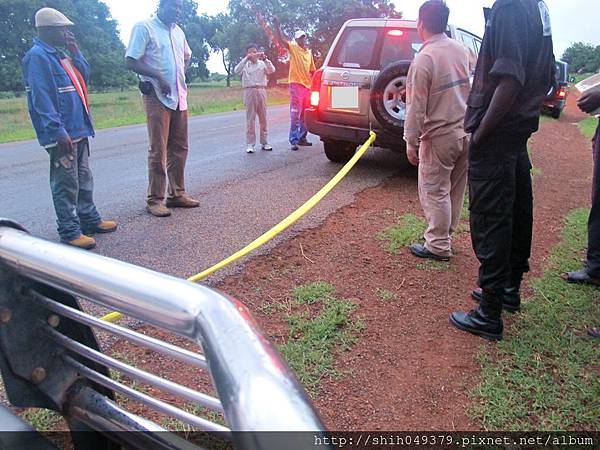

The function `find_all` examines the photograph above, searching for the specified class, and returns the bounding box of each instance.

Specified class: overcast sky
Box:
[103,0,599,73]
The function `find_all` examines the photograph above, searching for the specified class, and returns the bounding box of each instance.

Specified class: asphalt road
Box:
[0,105,406,289]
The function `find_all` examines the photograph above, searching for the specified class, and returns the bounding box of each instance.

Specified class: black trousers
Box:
[469,134,533,292]
[586,121,600,277]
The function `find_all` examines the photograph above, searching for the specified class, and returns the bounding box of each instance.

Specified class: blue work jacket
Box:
[22,38,94,147]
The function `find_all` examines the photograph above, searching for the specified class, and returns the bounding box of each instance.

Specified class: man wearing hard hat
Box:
[271,18,316,151]
[22,8,116,250]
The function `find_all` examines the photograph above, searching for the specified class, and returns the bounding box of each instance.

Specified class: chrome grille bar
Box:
[49,328,223,414]
[65,357,230,434]
[0,226,327,435]
[31,290,208,370]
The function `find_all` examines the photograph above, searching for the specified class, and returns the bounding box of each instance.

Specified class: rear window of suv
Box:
[330,27,422,70]
[379,29,422,68]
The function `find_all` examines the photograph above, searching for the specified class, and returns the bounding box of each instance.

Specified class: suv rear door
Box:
[318,23,422,129]
[319,26,381,128]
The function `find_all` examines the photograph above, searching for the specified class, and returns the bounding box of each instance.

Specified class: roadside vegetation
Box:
[470,208,600,430]
[377,213,427,254]
[0,83,289,144]
[279,282,363,393]
[579,117,598,140]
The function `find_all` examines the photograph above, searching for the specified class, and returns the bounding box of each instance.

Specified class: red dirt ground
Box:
[109,96,594,431]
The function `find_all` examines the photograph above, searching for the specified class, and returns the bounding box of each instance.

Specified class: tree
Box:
[0,0,136,92]
[208,12,270,87]
[562,42,600,74]
[218,0,401,85]
[179,0,215,82]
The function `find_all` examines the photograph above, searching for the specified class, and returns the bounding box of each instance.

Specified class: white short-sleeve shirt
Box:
[126,16,192,111]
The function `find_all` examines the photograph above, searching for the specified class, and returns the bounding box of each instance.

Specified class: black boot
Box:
[471,287,520,313]
[450,290,503,341]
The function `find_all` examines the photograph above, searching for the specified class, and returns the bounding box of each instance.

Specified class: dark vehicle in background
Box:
[305,19,482,163]
[543,60,569,119]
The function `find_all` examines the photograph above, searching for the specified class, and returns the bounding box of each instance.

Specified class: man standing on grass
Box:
[404,0,471,263]
[564,89,600,340]
[450,0,555,341]
[23,8,117,250]
[126,0,199,217]
[234,44,276,154]
[271,17,316,151]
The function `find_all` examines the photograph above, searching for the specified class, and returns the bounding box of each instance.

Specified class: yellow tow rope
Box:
[101,132,376,323]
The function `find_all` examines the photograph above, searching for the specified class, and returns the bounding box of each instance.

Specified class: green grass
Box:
[461,191,470,222]
[294,281,336,305]
[531,166,543,178]
[470,208,600,431]
[376,288,397,301]
[579,117,598,140]
[416,260,450,272]
[378,213,427,254]
[278,282,362,392]
[0,83,289,144]
[572,73,594,84]
[22,408,62,431]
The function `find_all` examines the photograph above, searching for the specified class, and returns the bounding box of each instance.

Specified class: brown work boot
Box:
[146,203,171,217]
[64,235,96,250]
[84,220,118,235]
[166,196,200,208]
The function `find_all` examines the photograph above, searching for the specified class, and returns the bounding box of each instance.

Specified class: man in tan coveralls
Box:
[404,0,471,262]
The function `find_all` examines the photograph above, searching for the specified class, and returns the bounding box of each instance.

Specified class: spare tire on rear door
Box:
[370,60,411,137]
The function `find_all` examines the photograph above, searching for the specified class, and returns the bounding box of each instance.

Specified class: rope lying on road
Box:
[101,131,377,323]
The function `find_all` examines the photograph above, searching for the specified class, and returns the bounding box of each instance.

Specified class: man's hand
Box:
[65,31,79,54]
[57,135,74,158]
[578,91,600,114]
[157,77,171,96]
[406,145,419,166]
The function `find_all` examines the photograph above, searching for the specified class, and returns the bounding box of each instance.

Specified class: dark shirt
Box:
[464,0,555,137]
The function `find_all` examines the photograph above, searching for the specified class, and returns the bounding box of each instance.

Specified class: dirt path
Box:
[107,96,594,431]
[216,96,594,431]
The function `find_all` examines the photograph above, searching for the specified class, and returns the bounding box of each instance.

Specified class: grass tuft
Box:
[376,288,397,301]
[22,408,62,431]
[470,208,600,431]
[416,260,450,272]
[378,214,427,254]
[579,117,598,140]
[279,283,361,392]
[293,281,336,305]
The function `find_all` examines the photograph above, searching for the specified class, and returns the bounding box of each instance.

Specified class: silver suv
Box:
[306,18,482,162]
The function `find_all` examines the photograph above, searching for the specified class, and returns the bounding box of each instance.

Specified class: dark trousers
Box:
[586,121,600,277]
[469,135,533,292]
[47,138,101,241]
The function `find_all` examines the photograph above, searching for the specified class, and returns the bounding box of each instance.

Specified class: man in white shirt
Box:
[125,0,199,217]
[234,44,276,153]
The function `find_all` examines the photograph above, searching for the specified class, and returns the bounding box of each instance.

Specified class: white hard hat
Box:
[35,8,74,27]
[294,30,307,40]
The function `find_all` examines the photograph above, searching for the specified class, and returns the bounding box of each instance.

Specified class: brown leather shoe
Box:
[84,220,118,235]
[146,203,172,217]
[63,235,96,250]
[166,196,200,208]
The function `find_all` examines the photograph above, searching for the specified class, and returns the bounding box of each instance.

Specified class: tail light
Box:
[310,68,324,108]
[556,86,567,99]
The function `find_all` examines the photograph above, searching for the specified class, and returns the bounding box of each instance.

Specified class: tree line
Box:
[6,1,597,93]
[561,42,600,75]
[0,0,399,92]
